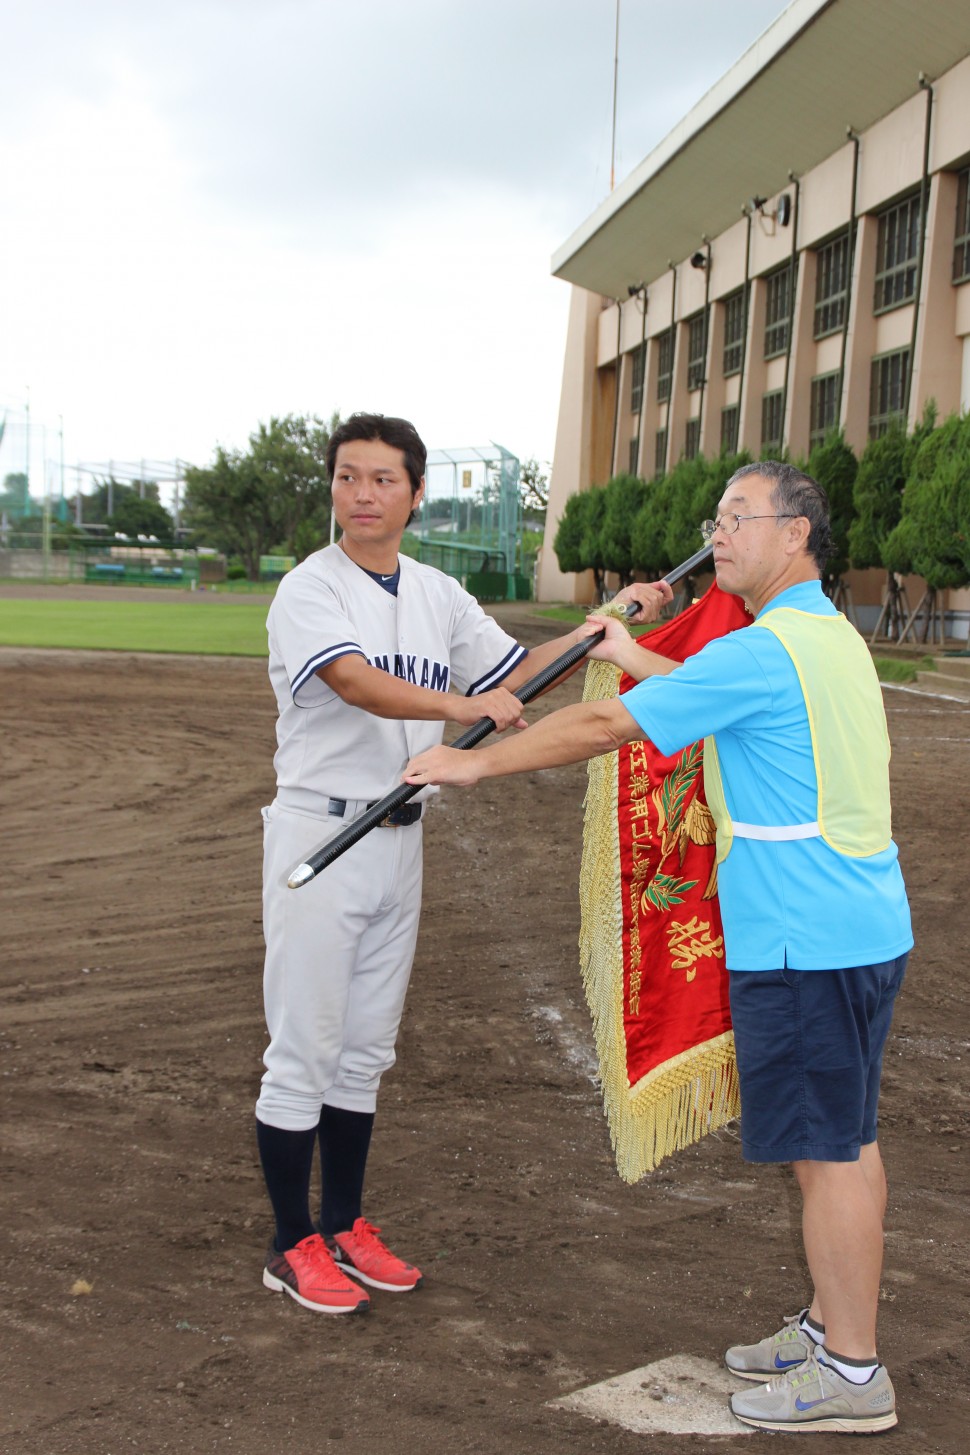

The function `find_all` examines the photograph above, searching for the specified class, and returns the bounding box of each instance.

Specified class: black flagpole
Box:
[287,543,713,888]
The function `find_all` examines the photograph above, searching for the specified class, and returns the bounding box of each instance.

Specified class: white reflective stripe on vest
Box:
[730,820,821,841]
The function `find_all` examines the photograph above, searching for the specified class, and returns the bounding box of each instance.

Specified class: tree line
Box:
[180,418,549,580]
[2,415,336,576]
[0,472,175,548]
[553,410,970,604]
[5,412,552,581]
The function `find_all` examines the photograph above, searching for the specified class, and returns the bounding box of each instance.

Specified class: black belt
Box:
[327,797,423,828]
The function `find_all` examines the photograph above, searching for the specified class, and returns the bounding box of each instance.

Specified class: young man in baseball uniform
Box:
[257,412,667,1315]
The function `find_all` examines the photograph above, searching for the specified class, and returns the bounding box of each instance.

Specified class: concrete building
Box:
[538,0,970,630]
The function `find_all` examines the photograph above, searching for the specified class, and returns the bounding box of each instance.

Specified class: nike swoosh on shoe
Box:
[794,1394,838,1411]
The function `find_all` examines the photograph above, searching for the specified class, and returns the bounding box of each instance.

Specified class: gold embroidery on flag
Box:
[667,916,725,979]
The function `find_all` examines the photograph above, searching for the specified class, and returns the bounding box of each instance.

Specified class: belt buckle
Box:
[379,804,420,828]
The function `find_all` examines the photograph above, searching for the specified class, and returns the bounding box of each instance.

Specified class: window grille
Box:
[686,311,708,390]
[954,168,970,284]
[720,405,740,453]
[656,330,674,402]
[628,436,640,474]
[761,391,784,454]
[764,263,795,359]
[684,418,701,460]
[654,428,668,477]
[723,290,745,376]
[874,194,921,313]
[814,234,850,338]
[809,373,841,449]
[869,350,909,439]
[630,344,646,413]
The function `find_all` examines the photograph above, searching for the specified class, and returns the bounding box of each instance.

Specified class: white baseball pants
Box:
[256,800,424,1130]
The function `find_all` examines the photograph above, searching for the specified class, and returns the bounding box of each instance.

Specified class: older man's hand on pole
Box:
[610,579,673,621]
[404,745,482,788]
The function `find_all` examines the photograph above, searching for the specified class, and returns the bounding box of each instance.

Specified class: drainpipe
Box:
[737,207,753,451]
[780,172,800,454]
[664,261,677,472]
[697,240,712,448]
[610,297,623,477]
[635,285,648,473]
[904,74,934,422]
[838,128,860,420]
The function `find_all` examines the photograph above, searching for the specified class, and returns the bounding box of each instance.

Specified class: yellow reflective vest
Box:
[704,607,892,864]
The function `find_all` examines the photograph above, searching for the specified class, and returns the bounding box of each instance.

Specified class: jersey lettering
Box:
[366,652,450,693]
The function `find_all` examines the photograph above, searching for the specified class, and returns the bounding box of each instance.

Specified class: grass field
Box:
[0,598,271,656]
[0,596,935,682]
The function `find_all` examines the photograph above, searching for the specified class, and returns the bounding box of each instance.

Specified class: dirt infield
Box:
[1,603,968,1455]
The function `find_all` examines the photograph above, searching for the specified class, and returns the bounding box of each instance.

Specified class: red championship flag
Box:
[578,583,750,1181]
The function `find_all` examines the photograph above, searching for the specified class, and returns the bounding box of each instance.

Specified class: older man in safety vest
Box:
[405,460,912,1436]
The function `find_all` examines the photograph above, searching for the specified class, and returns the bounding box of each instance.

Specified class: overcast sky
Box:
[0,0,786,502]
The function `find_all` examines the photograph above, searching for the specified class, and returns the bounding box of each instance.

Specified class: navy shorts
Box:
[728,953,908,1163]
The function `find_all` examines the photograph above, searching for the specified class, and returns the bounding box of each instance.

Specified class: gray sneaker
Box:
[730,1349,897,1434]
[725,1308,819,1381]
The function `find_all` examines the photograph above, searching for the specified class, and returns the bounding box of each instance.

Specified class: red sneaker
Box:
[263,1233,370,1314]
[329,1218,423,1292]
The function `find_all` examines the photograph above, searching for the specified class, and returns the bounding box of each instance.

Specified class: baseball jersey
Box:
[622,581,912,971]
[267,544,527,815]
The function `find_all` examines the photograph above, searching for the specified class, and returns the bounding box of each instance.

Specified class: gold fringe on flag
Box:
[578,611,740,1183]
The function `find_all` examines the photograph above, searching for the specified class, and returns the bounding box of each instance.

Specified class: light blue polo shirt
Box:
[622,582,913,971]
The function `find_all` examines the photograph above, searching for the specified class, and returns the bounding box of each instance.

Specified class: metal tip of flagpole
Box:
[287,862,316,890]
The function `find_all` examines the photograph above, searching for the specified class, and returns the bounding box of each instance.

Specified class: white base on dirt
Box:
[550,1354,752,1436]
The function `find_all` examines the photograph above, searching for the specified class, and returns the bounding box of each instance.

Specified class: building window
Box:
[764,263,795,359]
[874,193,921,313]
[720,405,739,453]
[954,168,970,284]
[628,436,640,474]
[630,344,646,414]
[723,290,745,376]
[654,428,668,476]
[869,349,909,438]
[686,310,708,390]
[685,418,701,459]
[656,329,674,402]
[814,234,850,338]
[809,372,842,448]
[761,390,784,454]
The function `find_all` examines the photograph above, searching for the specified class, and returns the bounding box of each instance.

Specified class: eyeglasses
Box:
[700,513,797,542]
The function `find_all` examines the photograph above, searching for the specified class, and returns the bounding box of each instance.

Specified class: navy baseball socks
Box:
[316,1105,374,1236]
[256,1119,370,1314]
[256,1111,421,1306]
[254,1107,376,1249]
[315,1106,423,1291]
[255,1119,317,1251]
